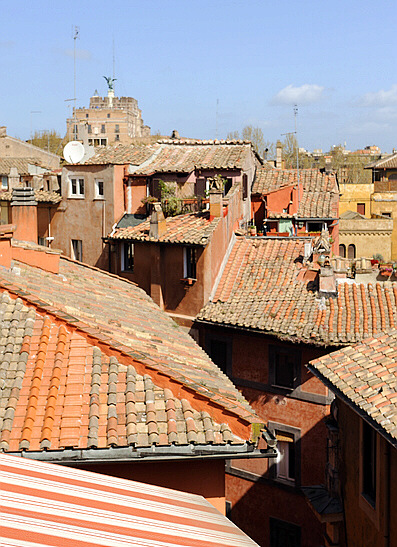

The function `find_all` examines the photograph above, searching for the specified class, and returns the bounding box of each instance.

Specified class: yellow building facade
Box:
[339,182,373,218]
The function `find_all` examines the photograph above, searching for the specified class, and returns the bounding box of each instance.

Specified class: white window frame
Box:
[121,242,134,272]
[95,179,104,199]
[1,176,8,190]
[71,239,83,262]
[276,440,294,481]
[69,177,85,198]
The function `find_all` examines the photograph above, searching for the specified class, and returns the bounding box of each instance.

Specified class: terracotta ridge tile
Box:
[20,316,52,450]
[40,325,69,449]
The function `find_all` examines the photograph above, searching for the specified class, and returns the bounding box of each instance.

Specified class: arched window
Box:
[339,244,346,258]
[348,244,356,260]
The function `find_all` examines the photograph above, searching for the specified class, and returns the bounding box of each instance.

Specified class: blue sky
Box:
[1,0,397,153]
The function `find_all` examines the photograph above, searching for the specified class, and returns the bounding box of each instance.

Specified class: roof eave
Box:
[5,443,277,464]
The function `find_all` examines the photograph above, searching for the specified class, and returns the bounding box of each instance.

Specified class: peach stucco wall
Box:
[80,459,226,514]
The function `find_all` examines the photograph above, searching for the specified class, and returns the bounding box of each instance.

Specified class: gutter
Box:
[4,443,277,465]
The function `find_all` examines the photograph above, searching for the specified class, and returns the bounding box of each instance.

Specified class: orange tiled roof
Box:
[0,158,53,175]
[0,293,244,452]
[110,211,220,245]
[84,143,157,165]
[365,152,397,170]
[133,140,257,175]
[0,189,62,204]
[252,168,339,218]
[0,256,259,452]
[308,330,397,446]
[197,237,397,346]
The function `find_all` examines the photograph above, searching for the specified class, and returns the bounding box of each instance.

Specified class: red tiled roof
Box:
[0,293,244,452]
[1,454,259,546]
[110,211,220,245]
[252,168,339,218]
[0,189,61,204]
[308,330,397,446]
[84,144,157,165]
[133,140,256,175]
[0,254,260,453]
[365,152,397,170]
[0,158,54,175]
[197,237,397,346]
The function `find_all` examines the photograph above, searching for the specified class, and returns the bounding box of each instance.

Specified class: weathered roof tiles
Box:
[198,237,397,346]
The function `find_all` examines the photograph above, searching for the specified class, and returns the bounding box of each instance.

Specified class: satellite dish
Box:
[63,141,85,164]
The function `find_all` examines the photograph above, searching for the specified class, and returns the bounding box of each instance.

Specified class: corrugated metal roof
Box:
[0,453,258,546]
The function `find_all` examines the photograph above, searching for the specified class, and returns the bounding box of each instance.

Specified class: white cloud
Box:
[360,85,397,107]
[272,84,325,105]
[62,48,92,61]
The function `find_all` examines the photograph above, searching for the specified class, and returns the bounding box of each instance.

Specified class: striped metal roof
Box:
[0,454,258,547]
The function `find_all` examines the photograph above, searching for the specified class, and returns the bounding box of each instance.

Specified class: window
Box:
[101,124,105,133]
[242,174,248,199]
[223,177,233,196]
[362,421,377,506]
[100,139,107,146]
[115,134,120,142]
[276,434,295,481]
[71,239,83,262]
[268,421,301,486]
[357,203,365,215]
[73,124,78,139]
[269,345,300,390]
[95,180,104,198]
[306,221,325,233]
[115,124,120,133]
[348,244,356,260]
[85,113,89,118]
[121,242,134,272]
[183,247,197,279]
[270,518,301,547]
[70,177,84,197]
[87,124,92,134]
[107,113,110,118]
[339,244,346,258]
[206,336,232,376]
[382,212,392,218]
[1,176,8,190]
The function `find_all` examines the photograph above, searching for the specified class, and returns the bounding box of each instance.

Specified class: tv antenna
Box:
[281,105,301,232]
[73,26,79,138]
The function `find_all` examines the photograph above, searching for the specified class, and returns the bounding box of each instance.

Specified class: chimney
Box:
[0,126,6,137]
[171,130,180,139]
[149,202,166,238]
[11,187,38,244]
[8,167,21,190]
[207,175,224,220]
[324,155,333,173]
[276,141,283,169]
[0,224,15,269]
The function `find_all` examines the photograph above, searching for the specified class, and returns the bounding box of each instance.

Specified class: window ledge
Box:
[68,195,85,200]
[93,197,105,201]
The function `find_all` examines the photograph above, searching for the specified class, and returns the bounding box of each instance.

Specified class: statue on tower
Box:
[103,76,117,91]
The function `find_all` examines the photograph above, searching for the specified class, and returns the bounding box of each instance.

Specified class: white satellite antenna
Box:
[63,141,85,164]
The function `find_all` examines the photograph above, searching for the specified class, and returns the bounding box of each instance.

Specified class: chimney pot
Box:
[149,202,166,238]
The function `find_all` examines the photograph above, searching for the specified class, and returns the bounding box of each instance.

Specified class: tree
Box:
[226,125,274,159]
[30,130,66,156]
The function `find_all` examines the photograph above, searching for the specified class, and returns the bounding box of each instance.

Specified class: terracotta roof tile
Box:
[198,237,397,346]
[132,141,256,175]
[252,167,339,218]
[365,152,397,170]
[0,189,61,204]
[0,293,246,451]
[110,211,220,245]
[84,144,157,165]
[0,255,259,447]
[309,329,397,446]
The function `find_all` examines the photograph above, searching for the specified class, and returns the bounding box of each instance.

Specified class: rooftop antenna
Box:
[73,26,79,139]
[292,105,301,232]
[215,98,219,139]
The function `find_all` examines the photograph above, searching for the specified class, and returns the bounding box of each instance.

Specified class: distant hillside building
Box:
[66,88,150,146]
